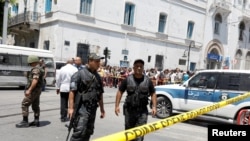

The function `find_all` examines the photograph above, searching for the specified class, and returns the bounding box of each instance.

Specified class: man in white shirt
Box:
[56,59,78,122]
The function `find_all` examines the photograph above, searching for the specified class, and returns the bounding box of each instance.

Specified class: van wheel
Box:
[156,96,172,119]
[19,86,25,90]
[236,109,250,125]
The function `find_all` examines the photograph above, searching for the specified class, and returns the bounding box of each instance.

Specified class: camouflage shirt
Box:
[26,64,44,90]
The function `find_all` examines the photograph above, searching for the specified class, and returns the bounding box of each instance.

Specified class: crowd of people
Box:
[98,65,195,88]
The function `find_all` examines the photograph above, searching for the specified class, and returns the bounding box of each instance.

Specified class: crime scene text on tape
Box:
[93,92,250,141]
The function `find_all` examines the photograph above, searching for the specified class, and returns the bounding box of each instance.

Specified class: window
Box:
[0,54,21,66]
[56,62,66,70]
[158,13,167,33]
[64,41,70,46]
[189,73,218,88]
[41,57,54,68]
[190,62,196,71]
[155,55,163,71]
[45,0,52,13]
[243,0,247,9]
[217,73,240,90]
[77,43,89,64]
[245,52,250,69]
[33,0,38,21]
[12,3,18,14]
[0,54,8,65]
[80,0,92,15]
[239,21,245,41]
[189,73,208,88]
[206,73,219,89]
[44,40,50,50]
[34,0,38,12]
[239,73,250,91]
[214,14,222,35]
[234,50,242,69]
[179,59,186,65]
[21,55,28,66]
[187,21,194,39]
[124,3,135,26]
[124,56,127,61]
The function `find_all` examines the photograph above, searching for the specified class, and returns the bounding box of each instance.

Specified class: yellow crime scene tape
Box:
[93,92,250,141]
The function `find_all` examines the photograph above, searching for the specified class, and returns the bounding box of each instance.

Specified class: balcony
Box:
[8,11,41,31]
[211,0,232,16]
[239,9,250,22]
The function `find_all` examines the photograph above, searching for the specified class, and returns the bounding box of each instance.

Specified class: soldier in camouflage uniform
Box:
[16,55,44,128]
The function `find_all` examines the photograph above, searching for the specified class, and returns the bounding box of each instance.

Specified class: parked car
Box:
[152,69,250,125]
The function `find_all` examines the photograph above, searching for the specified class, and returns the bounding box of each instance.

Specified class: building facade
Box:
[6,0,250,71]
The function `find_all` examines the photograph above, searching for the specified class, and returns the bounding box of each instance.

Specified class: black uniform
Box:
[119,74,155,141]
[69,67,104,141]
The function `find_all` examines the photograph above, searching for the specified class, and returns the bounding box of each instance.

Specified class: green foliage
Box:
[0,0,16,4]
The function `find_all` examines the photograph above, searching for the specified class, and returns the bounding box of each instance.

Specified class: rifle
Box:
[66,75,95,141]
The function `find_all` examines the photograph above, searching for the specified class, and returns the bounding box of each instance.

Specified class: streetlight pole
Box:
[187,41,195,71]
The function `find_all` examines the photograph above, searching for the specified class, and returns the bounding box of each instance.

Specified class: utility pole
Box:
[2,0,9,44]
[187,41,195,71]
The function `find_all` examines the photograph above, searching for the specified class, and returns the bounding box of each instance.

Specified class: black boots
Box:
[16,116,40,128]
[16,116,29,128]
[29,119,40,127]
[30,116,40,127]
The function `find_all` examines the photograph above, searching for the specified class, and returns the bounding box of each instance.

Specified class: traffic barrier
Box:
[93,92,250,141]
[237,109,250,125]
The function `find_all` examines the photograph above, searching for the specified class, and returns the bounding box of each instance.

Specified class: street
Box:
[0,86,208,141]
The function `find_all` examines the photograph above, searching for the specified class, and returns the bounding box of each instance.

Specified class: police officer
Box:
[68,53,105,141]
[115,59,157,141]
[73,56,85,70]
[16,55,44,128]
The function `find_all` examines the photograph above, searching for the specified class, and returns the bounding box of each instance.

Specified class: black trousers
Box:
[60,92,69,119]
[70,104,97,141]
[124,105,148,141]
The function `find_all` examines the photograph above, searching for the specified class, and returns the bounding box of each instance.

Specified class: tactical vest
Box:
[78,68,102,103]
[125,75,150,108]
[26,65,44,89]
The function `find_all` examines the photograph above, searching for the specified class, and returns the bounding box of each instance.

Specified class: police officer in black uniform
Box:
[68,53,105,141]
[115,59,157,141]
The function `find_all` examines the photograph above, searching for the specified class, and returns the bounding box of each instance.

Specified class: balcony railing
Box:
[8,11,41,27]
[212,0,232,13]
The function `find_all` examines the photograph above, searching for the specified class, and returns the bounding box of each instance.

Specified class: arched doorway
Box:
[234,49,242,69]
[207,48,222,69]
[245,51,250,69]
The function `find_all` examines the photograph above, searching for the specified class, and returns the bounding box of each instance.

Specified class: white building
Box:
[7,0,250,70]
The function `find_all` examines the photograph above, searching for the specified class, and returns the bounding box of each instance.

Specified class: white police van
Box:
[154,69,250,125]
